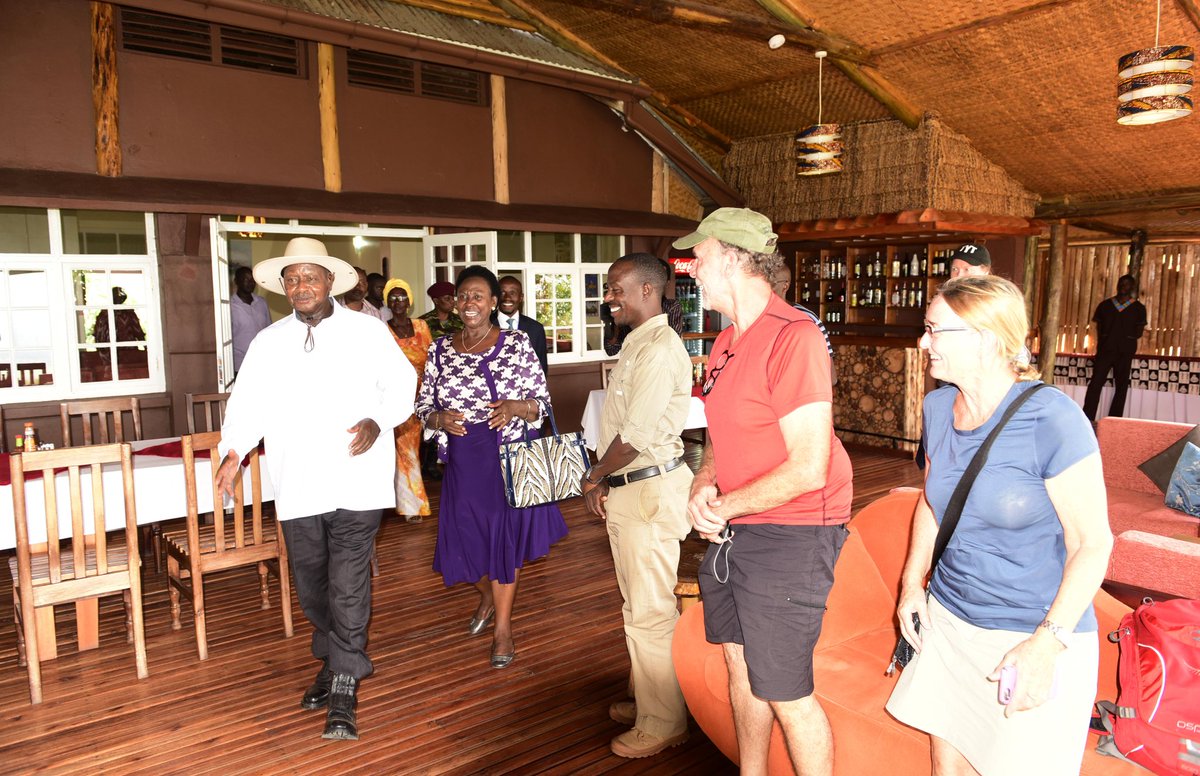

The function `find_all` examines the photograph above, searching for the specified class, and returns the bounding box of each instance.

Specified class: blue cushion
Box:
[1165,442,1200,518]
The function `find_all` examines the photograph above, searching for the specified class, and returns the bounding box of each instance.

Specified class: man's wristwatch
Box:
[584,466,605,485]
[1038,619,1070,648]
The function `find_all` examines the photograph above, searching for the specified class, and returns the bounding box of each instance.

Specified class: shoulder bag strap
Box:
[930,383,1052,570]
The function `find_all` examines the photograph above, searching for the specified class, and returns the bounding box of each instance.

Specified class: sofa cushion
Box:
[818,528,896,651]
[1165,442,1200,517]
[1098,418,1194,495]
[1133,422,1200,494]
[1105,486,1200,538]
[1108,531,1200,600]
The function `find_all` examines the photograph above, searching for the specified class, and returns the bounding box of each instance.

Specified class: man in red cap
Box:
[419,280,464,339]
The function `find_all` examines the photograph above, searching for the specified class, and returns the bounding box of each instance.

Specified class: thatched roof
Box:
[272,0,1200,235]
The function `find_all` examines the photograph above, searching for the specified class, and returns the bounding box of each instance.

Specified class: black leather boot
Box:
[300,661,333,710]
[322,674,359,740]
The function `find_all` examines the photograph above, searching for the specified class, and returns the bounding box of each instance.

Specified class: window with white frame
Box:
[490,231,624,363]
[0,207,163,401]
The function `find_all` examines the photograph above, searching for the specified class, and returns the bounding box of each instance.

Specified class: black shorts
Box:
[698,522,849,702]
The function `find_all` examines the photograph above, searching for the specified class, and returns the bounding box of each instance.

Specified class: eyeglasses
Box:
[702,350,734,397]
[922,324,973,337]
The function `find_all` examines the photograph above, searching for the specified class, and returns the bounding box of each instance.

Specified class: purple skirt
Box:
[434,421,568,586]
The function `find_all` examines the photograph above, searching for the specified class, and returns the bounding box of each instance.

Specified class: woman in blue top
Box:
[886,276,1112,776]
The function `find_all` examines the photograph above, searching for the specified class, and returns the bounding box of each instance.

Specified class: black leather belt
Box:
[606,457,686,488]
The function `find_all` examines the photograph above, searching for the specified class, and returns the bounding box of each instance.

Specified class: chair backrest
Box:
[10,442,138,576]
[60,397,143,447]
[600,360,618,390]
[689,354,708,387]
[185,392,231,434]
[182,431,265,554]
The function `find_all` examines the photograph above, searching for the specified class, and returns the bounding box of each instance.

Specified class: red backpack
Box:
[1096,598,1200,775]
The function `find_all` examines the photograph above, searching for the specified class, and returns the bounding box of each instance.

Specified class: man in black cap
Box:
[418,280,464,339]
[948,243,992,279]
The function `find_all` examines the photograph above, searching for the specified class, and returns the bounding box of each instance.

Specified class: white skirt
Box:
[885,596,1098,776]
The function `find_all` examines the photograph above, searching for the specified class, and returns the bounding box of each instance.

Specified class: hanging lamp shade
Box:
[1116,46,1193,125]
[795,124,843,175]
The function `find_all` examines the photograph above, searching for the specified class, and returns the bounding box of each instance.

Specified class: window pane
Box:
[79,348,111,383]
[10,269,48,306]
[586,327,603,351]
[0,207,51,253]
[11,309,51,348]
[585,300,600,324]
[115,346,150,380]
[16,357,52,386]
[497,230,524,261]
[76,309,105,342]
[61,210,148,255]
[581,234,622,264]
[531,232,572,263]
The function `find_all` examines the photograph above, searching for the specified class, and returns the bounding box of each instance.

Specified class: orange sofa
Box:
[672,490,1139,775]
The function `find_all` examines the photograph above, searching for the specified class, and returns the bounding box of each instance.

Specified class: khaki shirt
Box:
[598,314,692,473]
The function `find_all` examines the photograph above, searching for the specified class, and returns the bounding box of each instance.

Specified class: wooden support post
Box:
[1128,229,1148,279]
[317,43,341,194]
[1022,235,1038,329]
[490,74,510,205]
[91,2,121,177]
[651,152,666,214]
[1040,222,1067,383]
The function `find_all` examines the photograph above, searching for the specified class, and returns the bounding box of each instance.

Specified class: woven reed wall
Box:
[1036,243,1200,358]
[723,118,1039,223]
[667,168,704,222]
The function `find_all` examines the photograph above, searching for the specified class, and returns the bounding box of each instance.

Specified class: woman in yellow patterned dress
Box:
[384,278,433,521]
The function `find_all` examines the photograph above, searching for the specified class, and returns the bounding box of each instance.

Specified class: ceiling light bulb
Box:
[768,34,786,50]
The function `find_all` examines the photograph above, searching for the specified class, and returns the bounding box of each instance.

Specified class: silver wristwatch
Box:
[1038,618,1070,648]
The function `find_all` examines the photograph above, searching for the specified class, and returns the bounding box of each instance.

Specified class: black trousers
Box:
[1082,347,1135,420]
[280,508,382,679]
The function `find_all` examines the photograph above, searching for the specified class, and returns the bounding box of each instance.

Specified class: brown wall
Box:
[119,47,324,188]
[507,80,652,210]
[0,1,95,174]
[339,53,494,200]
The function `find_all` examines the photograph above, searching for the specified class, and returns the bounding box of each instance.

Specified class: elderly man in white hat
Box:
[216,237,416,741]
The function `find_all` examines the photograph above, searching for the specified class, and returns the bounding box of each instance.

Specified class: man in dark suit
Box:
[498,275,548,374]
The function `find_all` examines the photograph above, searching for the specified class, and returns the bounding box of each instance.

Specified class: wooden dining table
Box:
[1,438,274,660]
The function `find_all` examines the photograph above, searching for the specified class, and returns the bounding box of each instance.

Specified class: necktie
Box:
[508,316,518,331]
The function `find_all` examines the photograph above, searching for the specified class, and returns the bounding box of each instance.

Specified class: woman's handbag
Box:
[887,383,1052,675]
[498,399,590,508]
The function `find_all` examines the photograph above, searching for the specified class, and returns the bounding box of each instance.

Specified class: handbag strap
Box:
[930,383,1052,571]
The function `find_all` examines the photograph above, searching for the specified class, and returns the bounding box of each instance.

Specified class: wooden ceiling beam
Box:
[1177,0,1200,32]
[872,0,1078,57]
[560,0,871,65]
[1038,188,1200,218]
[492,0,733,149]
[752,0,922,128]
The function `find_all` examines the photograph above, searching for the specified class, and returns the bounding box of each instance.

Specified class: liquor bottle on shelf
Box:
[916,286,925,308]
[854,259,862,278]
[920,253,928,275]
[909,253,919,277]
[891,256,900,277]
[873,253,883,277]
[850,290,857,307]
[891,285,900,306]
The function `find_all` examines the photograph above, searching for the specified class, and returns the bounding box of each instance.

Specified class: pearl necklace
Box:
[460,323,494,353]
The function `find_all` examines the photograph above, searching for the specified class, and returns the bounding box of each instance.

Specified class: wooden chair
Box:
[185,392,230,434]
[59,397,160,569]
[59,397,143,447]
[9,443,149,704]
[599,360,618,389]
[164,431,293,660]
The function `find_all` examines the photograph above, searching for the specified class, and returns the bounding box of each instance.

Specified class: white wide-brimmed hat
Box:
[252,237,358,296]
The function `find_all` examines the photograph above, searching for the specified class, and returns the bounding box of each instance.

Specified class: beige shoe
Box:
[610,728,689,759]
[608,700,636,726]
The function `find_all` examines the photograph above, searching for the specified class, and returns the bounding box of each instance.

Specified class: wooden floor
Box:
[0,446,921,776]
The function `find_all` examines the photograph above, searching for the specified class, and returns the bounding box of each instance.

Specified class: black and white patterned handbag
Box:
[498,400,590,508]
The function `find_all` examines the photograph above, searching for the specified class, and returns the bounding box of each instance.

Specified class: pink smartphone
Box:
[998,665,1017,705]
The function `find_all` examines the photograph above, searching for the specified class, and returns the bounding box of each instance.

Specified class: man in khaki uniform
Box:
[581,253,694,759]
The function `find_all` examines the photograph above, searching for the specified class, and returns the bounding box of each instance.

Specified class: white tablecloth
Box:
[581,389,708,451]
[1,438,274,551]
[1055,382,1200,425]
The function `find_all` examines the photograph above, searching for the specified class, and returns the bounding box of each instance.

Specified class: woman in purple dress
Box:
[415,266,568,669]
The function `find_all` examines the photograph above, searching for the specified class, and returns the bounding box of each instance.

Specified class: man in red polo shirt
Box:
[676,208,853,776]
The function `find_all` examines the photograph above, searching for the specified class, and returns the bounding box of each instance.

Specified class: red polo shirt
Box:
[704,294,852,525]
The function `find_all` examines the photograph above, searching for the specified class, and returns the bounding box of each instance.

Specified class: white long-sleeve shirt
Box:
[219,301,416,521]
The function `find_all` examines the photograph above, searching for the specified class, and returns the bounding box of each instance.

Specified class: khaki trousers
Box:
[604,465,693,738]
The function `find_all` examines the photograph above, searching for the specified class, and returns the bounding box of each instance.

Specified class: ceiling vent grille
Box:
[119,8,304,77]
[347,49,486,106]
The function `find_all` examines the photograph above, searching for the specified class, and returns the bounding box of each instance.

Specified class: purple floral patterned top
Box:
[415,330,550,461]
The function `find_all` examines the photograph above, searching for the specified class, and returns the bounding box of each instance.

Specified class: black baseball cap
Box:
[950,243,991,267]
